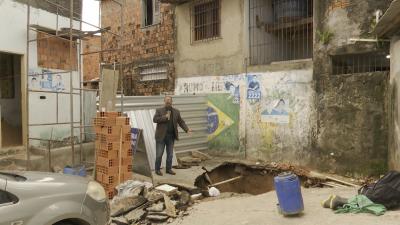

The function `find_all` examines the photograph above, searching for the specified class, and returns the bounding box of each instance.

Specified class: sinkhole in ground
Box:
[194,162,314,195]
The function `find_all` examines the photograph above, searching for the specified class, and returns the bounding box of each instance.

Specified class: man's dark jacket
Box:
[153,107,189,141]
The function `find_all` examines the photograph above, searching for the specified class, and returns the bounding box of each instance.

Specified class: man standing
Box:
[153,96,192,176]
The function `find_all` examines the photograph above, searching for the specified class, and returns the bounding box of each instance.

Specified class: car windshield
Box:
[0,172,26,181]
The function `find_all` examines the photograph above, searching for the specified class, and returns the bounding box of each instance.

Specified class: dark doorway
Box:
[0,52,22,147]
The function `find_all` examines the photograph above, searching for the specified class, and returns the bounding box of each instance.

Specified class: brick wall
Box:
[37,33,78,70]
[101,0,176,96]
[82,36,101,81]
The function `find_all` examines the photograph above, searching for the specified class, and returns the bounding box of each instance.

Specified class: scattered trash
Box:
[208,187,221,197]
[335,195,386,216]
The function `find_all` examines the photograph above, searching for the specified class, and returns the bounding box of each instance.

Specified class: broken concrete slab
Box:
[124,209,146,223]
[146,190,164,202]
[179,156,202,166]
[164,194,177,218]
[147,214,169,222]
[191,151,211,161]
[155,184,178,195]
[111,216,129,225]
[146,202,164,212]
[191,193,202,201]
[111,196,147,217]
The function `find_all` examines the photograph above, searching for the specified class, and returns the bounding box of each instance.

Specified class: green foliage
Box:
[317,29,334,45]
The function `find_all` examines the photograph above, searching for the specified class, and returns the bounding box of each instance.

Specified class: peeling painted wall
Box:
[314,0,391,176]
[175,68,314,162]
[389,36,400,171]
[245,69,314,165]
[174,0,245,77]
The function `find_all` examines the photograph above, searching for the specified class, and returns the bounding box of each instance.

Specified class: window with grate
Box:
[249,0,313,65]
[140,65,168,81]
[191,0,221,42]
[331,52,390,75]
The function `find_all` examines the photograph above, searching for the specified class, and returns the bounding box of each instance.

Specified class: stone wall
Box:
[313,0,391,176]
[101,0,176,95]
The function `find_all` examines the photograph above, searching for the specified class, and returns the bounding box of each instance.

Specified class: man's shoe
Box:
[321,195,348,210]
[321,195,334,208]
[156,170,163,176]
[166,170,176,175]
[330,195,348,210]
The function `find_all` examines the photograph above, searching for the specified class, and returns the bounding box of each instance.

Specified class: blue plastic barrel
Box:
[63,165,86,177]
[274,172,304,215]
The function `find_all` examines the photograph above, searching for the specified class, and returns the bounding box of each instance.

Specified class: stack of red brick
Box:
[93,112,133,199]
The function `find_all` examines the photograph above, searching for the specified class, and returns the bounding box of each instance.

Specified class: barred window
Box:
[140,65,168,81]
[191,0,221,42]
[249,0,313,65]
[332,52,390,75]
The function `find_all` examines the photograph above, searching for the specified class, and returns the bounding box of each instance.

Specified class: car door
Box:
[0,189,22,225]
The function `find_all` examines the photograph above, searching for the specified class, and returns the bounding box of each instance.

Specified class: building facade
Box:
[167,0,391,176]
[0,0,82,153]
[101,0,176,96]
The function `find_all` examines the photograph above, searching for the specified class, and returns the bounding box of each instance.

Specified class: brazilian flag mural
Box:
[207,93,240,155]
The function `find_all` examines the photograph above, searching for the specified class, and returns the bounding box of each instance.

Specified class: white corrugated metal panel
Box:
[116,95,208,153]
[127,110,178,171]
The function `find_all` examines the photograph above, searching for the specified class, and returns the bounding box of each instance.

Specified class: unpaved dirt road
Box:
[169,187,400,225]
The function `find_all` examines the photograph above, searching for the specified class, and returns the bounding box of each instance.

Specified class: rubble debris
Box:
[191,193,202,201]
[146,190,164,202]
[111,196,147,217]
[124,209,146,224]
[178,156,202,166]
[111,216,129,225]
[147,214,169,222]
[177,190,191,209]
[155,184,178,195]
[146,202,164,212]
[164,194,177,218]
[191,151,211,161]
[116,181,144,198]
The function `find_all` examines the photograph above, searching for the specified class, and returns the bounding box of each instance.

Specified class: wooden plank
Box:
[326,176,359,187]
[209,176,243,187]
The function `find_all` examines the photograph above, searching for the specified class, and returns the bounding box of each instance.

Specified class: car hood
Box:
[11,171,90,184]
[3,171,90,199]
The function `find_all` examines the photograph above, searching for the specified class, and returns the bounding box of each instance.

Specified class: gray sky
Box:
[82,0,100,31]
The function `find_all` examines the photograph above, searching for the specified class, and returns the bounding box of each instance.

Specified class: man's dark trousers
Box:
[155,134,174,172]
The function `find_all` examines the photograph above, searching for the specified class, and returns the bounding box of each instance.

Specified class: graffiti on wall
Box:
[29,68,66,92]
[246,74,261,103]
[261,98,290,124]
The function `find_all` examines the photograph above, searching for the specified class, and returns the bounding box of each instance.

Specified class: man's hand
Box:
[188,128,193,135]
